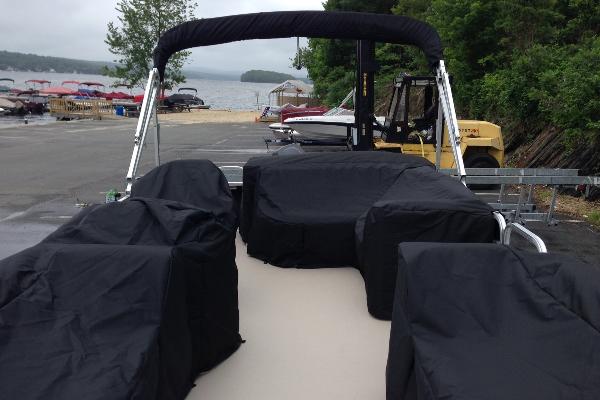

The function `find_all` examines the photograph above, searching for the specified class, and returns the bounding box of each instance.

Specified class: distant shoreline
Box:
[0,50,241,81]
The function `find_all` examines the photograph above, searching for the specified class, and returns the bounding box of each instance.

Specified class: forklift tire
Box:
[464,152,500,190]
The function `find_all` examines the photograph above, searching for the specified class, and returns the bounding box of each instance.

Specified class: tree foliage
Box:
[300,0,397,106]
[303,0,600,149]
[104,0,197,89]
[426,0,599,146]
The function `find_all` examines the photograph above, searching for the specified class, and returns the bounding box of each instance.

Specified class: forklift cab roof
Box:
[152,10,443,80]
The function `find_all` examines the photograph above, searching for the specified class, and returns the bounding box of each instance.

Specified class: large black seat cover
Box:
[387,243,600,400]
[356,168,496,319]
[0,197,241,399]
[131,159,238,228]
[241,152,433,267]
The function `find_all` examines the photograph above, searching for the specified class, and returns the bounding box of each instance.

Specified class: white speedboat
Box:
[270,114,386,141]
[284,115,356,140]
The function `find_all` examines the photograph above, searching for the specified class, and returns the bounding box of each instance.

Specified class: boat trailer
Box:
[442,168,600,224]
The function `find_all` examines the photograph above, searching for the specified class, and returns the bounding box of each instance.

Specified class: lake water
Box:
[0,70,278,126]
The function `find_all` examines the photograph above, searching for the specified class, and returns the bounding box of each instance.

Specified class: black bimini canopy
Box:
[153,11,443,81]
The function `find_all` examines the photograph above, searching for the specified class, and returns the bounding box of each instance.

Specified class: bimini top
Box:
[153,10,443,81]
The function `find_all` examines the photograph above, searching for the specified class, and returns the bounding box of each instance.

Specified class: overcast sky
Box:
[0,0,325,76]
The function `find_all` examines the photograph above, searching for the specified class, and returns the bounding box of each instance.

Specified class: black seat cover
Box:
[0,163,241,399]
[356,167,496,319]
[387,242,600,400]
[131,159,238,228]
[241,152,433,267]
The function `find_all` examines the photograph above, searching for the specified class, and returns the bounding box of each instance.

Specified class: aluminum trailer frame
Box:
[441,167,600,225]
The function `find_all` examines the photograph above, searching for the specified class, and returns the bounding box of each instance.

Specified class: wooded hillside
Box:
[240,70,296,83]
[0,51,113,74]
[302,0,600,174]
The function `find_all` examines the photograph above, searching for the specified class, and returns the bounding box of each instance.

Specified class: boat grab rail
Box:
[503,222,547,253]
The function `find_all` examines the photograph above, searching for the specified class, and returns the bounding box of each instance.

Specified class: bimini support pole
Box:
[435,95,443,169]
[353,40,375,151]
[436,60,466,184]
[125,68,161,194]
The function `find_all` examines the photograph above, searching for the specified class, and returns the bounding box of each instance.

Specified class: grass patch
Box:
[534,187,600,229]
[588,211,600,227]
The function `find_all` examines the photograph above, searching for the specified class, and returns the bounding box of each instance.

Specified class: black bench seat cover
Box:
[356,167,496,319]
[0,163,241,399]
[241,152,433,267]
[387,243,600,400]
[0,243,190,400]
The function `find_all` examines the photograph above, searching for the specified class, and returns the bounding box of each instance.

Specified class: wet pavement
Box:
[0,118,598,265]
[0,118,274,258]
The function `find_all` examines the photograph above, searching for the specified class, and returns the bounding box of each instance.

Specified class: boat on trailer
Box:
[268,88,374,143]
[3,10,598,400]
[271,114,386,142]
[163,87,209,111]
[119,11,551,397]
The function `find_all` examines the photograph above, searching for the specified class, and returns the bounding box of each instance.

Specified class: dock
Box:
[49,97,115,120]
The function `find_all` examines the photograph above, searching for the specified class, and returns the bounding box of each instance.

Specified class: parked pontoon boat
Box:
[19,80,52,113]
[0,78,15,93]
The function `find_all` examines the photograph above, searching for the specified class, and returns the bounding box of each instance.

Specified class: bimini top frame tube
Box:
[152,11,443,80]
[125,11,467,192]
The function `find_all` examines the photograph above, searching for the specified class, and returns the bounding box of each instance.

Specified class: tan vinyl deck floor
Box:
[187,236,391,400]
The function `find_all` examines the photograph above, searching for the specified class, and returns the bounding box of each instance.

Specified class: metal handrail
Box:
[436,60,466,185]
[493,211,506,242]
[503,222,547,253]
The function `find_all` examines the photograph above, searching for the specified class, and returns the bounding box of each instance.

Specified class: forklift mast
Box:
[352,42,466,183]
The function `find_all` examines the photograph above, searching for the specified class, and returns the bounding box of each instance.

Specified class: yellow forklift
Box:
[373,73,504,169]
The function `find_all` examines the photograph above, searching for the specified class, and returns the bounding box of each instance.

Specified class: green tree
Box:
[422,0,599,151]
[104,0,197,89]
[301,0,397,106]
